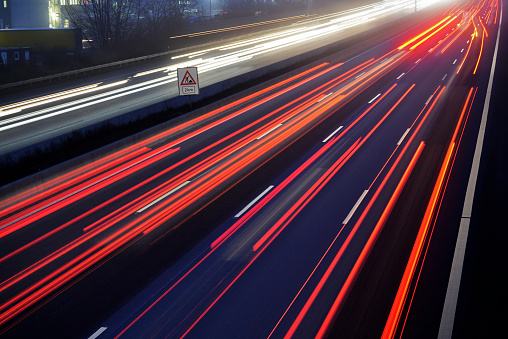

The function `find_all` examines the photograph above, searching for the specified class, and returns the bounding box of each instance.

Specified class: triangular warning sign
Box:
[180,70,197,85]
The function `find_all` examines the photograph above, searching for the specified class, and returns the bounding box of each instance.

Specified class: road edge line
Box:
[437,3,504,338]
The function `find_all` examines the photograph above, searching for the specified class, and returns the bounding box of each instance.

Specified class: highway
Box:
[0,0,439,155]
[0,0,502,338]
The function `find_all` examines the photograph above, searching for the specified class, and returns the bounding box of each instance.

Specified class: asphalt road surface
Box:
[0,0,503,338]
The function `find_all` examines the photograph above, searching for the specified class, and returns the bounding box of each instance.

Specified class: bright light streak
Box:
[0,82,123,117]
[398,16,452,50]
[0,79,169,131]
[318,141,425,339]
[473,30,485,74]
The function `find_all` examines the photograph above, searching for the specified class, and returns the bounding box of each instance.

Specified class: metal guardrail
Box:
[0,50,173,92]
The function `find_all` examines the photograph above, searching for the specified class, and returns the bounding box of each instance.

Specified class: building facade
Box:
[0,0,75,29]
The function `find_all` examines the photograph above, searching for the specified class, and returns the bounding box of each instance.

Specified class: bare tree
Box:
[63,0,198,54]
[62,0,142,51]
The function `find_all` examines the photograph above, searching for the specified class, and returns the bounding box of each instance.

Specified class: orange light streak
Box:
[409,15,459,50]
[474,30,485,74]
[382,142,455,339]
[382,87,474,338]
[285,85,425,339]
[115,81,374,338]
[440,19,472,54]
[456,30,474,74]
[396,86,477,336]
[252,138,361,252]
[398,16,452,50]
[317,141,425,339]
[0,146,179,239]
[479,17,489,37]
[494,0,498,24]
[0,146,149,219]
[252,83,400,252]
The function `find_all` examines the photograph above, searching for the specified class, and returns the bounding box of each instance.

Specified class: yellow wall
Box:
[0,29,76,50]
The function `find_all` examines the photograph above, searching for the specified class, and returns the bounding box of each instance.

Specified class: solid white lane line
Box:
[88,327,107,339]
[397,72,405,79]
[397,128,411,145]
[368,93,381,104]
[442,74,448,81]
[256,124,282,140]
[322,125,343,143]
[438,5,503,338]
[343,190,368,224]
[136,181,191,213]
[235,185,274,218]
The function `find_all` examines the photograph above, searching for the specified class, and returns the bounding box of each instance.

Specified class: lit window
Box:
[3,0,7,8]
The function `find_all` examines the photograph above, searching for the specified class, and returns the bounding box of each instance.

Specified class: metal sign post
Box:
[177,67,200,109]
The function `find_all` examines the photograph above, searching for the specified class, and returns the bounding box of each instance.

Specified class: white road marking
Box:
[397,72,405,79]
[318,92,334,102]
[426,94,434,105]
[397,128,411,146]
[453,59,457,64]
[136,181,191,213]
[235,185,274,218]
[256,124,282,140]
[343,190,369,224]
[368,93,381,104]
[322,125,343,143]
[442,74,448,81]
[438,5,503,338]
[355,72,366,79]
[88,327,107,339]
